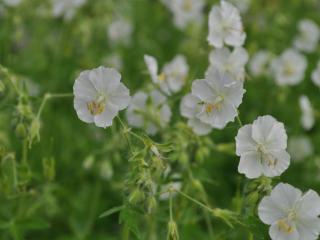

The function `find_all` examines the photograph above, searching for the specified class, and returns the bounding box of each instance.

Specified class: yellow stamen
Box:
[277,219,294,234]
[283,65,294,76]
[87,101,105,115]
[158,72,166,82]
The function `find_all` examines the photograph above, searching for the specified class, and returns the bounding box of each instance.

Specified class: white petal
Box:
[258,196,287,225]
[269,183,302,211]
[238,151,262,179]
[94,103,119,128]
[262,150,290,178]
[188,118,212,136]
[180,94,200,119]
[144,55,159,83]
[109,83,131,110]
[296,217,320,240]
[235,124,256,156]
[74,97,94,123]
[269,222,300,240]
[89,67,121,94]
[298,190,320,218]
[191,79,216,103]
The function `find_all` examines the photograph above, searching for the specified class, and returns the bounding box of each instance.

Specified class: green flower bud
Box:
[167,220,179,240]
[28,118,41,147]
[147,196,157,214]
[15,123,27,138]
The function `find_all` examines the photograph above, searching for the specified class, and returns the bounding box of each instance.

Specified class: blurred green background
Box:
[0,0,320,239]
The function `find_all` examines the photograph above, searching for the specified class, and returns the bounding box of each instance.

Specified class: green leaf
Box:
[99,205,124,218]
[119,205,142,240]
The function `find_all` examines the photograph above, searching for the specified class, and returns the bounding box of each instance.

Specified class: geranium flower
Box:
[208,47,249,81]
[236,115,290,179]
[249,50,272,77]
[180,94,213,135]
[258,183,320,240]
[161,0,205,29]
[144,54,189,95]
[311,60,320,88]
[52,0,86,20]
[288,135,313,161]
[191,68,245,129]
[126,90,171,135]
[271,49,307,86]
[207,0,246,48]
[73,66,131,128]
[299,95,314,131]
[107,18,133,46]
[294,19,320,53]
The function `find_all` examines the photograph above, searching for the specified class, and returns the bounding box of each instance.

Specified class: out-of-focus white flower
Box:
[271,49,307,86]
[208,47,249,81]
[162,0,205,29]
[236,115,290,179]
[159,181,182,201]
[229,0,251,13]
[191,68,245,129]
[100,160,113,180]
[294,19,320,53]
[180,94,213,135]
[3,0,22,7]
[311,60,320,88]
[288,135,313,161]
[52,0,86,20]
[126,90,172,135]
[299,95,315,131]
[144,54,189,95]
[73,67,131,128]
[249,50,272,77]
[258,183,320,240]
[104,53,123,71]
[207,1,246,48]
[107,18,133,46]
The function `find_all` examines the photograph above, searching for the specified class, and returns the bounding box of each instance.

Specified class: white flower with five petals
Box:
[207,0,246,48]
[208,47,249,81]
[73,67,131,128]
[191,67,245,129]
[258,183,320,240]
[236,115,290,179]
[249,50,272,77]
[271,49,307,86]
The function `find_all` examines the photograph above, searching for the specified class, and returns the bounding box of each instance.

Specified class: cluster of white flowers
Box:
[144,54,189,95]
[293,19,320,53]
[259,183,320,240]
[52,0,86,20]
[161,0,205,30]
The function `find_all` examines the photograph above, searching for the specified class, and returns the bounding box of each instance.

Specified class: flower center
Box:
[87,95,106,116]
[158,72,167,82]
[257,144,277,168]
[277,219,294,234]
[283,64,294,76]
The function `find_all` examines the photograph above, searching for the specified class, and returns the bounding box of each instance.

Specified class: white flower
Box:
[3,0,21,7]
[249,50,272,77]
[191,68,245,129]
[311,60,320,88]
[144,54,189,95]
[207,0,246,48]
[288,135,313,161]
[258,183,320,240]
[180,94,213,135]
[271,49,307,86]
[162,0,205,29]
[52,0,86,20]
[294,19,320,53]
[126,90,172,135]
[107,18,133,45]
[73,67,131,128]
[299,95,315,131]
[159,181,182,201]
[236,115,290,179]
[208,47,249,81]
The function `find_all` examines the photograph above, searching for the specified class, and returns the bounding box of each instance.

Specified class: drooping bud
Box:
[167,220,179,240]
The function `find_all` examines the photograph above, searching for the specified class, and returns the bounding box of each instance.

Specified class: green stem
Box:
[236,115,243,127]
[176,190,213,213]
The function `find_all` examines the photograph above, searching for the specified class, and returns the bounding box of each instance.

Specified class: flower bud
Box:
[15,122,27,138]
[167,220,179,240]
[147,196,157,214]
[28,118,41,147]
